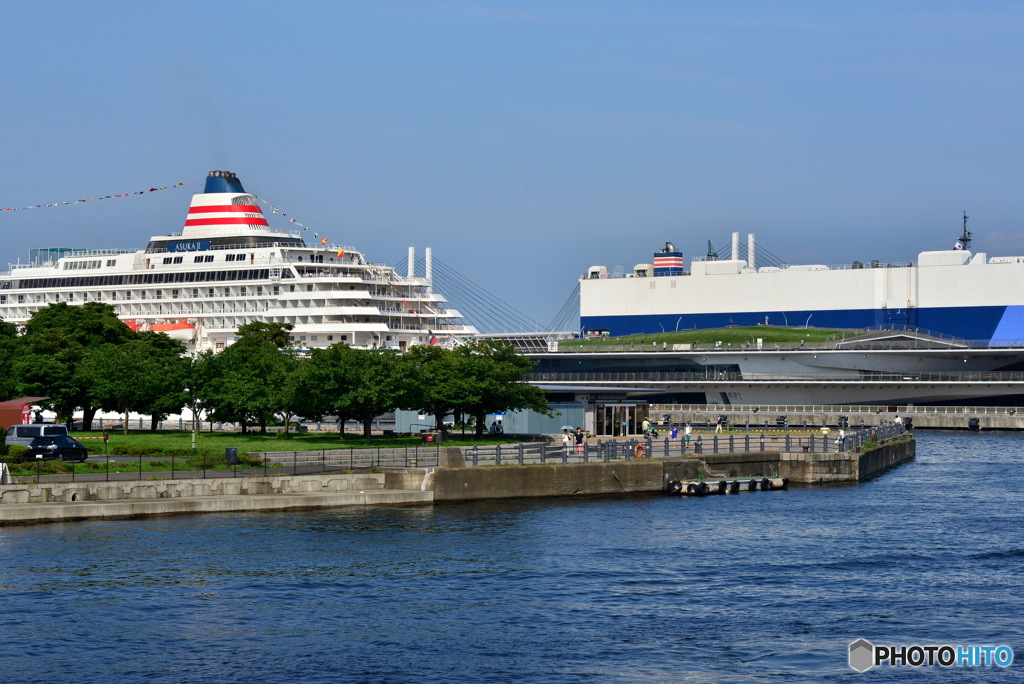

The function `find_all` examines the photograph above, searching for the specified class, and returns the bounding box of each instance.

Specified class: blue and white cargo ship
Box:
[581,225,1024,344]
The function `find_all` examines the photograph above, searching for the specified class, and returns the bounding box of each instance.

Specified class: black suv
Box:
[27,435,89,463]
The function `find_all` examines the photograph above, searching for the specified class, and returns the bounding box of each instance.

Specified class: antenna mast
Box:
[958,211,973,251]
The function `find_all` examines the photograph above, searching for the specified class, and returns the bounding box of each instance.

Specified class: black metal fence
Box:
[9,424,906,484]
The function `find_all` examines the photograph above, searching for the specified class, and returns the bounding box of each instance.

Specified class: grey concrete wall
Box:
[381,437,916,499]
[385,462,666,501]
[663,437,915,484]
[0,473,385,506]
[854,438,916,481]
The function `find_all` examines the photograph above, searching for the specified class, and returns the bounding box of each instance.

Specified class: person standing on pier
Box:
[574,427,586,454]
[684,423,692,451]
[562,430,572,457]
[670,424,679,440]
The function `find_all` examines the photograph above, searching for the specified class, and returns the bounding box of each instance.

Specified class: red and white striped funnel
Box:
[180,170,270,239]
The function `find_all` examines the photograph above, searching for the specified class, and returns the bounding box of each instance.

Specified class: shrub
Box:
[163,448,193,457]
[7,444,29,463]
[185,451,262,469]
[112,445,163,456]
[0,429,6,456]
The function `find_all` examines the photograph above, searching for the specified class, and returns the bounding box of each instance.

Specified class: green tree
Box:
[80,337,184,435]
[295,344,356,439]
[400,345,479,441]
[310,346,409,444]
[234,321,293,348]
[134,332,189,431]
[0,317,19,402]
[200,324,300,434]
[459,341,551,437]
[14,302,135,429]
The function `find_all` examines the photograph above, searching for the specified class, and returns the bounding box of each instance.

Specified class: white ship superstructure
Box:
[0,170,476,351]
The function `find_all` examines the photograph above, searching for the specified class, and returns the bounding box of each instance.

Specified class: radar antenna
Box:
[705,240,719,261]
[958,211,972,251]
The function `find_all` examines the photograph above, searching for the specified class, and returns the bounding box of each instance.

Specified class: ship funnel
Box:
[204,170,246,194]
[664,242,675,253]
[408,246,415,278]
[747,234,756,270]
[425,246,433,291]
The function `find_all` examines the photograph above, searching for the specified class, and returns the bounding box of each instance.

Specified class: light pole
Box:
[184,388,197,456]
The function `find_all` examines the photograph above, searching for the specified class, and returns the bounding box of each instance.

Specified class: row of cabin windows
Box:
[290,335,346,343]
[161,254,249,265]
[0,283,320,304]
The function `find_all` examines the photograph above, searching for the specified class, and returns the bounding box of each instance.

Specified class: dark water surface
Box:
[1,432,1021,682]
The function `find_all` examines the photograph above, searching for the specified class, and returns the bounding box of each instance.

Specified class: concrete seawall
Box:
[0,473,432,525]
[386,438,916,500]
[1,439,914,524]
[385,461,665,501]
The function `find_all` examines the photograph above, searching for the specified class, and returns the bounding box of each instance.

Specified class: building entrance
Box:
[595,403,648,436]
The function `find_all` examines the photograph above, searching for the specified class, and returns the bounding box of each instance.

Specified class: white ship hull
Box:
[0,171,476,352]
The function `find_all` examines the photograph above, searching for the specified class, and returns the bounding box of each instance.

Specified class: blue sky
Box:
[2,1,1023,328]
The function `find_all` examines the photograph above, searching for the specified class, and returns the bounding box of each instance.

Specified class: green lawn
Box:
[69,430,519,457]
[561,326,857,348]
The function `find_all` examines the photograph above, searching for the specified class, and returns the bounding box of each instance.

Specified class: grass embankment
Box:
[3,453,269,477]
[562,326,856,348]
[68,430,518,458]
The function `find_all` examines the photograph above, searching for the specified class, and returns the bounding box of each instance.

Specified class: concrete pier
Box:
[1,439,914,525]
[0,473,431,525]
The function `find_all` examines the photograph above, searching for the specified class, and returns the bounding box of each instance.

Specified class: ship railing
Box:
[648,403,1024,416]
[555,337,1017,352]
[528,370,1024,383]
[686,258,917,270]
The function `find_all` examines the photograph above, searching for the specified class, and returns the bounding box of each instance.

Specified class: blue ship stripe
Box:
[581,306,1009,342]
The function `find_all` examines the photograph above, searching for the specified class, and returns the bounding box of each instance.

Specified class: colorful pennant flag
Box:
[2,182,186,212]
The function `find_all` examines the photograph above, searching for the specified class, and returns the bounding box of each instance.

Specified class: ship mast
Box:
[958,211,973,251]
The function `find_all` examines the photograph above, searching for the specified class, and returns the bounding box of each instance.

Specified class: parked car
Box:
[27,435,89,463]
[6,424,70,449]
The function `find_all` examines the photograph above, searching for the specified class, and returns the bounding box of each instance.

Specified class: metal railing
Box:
[7,424,909,484]
[529,370,1024,383]
[649,403,1024,416]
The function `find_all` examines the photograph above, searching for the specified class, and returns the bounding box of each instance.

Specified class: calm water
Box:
[1,432,1021,683]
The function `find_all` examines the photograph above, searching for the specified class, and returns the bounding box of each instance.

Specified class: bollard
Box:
[713,436,718,454]
[496,443,502,466]
[518,443,524,465]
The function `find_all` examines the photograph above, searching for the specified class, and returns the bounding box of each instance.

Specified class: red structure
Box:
[0,397,50,430]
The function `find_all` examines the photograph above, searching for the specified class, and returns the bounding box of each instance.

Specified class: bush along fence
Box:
[4,424,908,484]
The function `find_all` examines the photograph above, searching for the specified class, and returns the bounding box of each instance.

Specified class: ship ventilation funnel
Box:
[204,170,246,194]
[425,247,433,291]
[408,246,415,278]
[748,234,756,270]
[732,232,739,261]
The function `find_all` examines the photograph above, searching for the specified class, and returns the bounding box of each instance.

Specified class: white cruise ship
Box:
[0,170,477,352]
